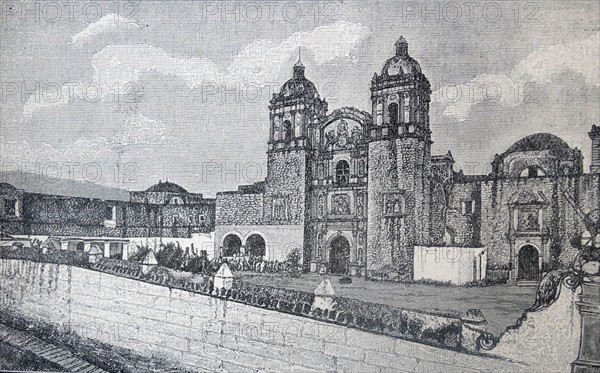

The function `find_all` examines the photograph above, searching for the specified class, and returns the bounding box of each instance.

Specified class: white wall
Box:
[214,225,304,261]
[413,246,487,285]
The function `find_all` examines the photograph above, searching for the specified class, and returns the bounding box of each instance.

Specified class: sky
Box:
[1,0,599,196]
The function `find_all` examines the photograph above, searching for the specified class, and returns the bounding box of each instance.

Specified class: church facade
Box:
[2,37,598,282]
[214,37,600,282]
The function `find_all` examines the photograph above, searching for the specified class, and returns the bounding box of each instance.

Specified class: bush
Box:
[286,248,302,277]
[411,278,454,287]
[127,246,151,262]
[155,242,185,269]
[339,276,352,284]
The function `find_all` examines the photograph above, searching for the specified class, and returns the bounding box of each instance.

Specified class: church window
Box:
[105,205,116,221]
[169,196,184,205]
[403,93,410,123]
[461,200,474,215]
[520,166,546,178]
[283,120,292,141]
[335,160,350,185]
[388,103,399,124]
[3,199,17,216]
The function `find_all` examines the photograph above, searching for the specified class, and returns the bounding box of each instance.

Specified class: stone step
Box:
[517,280,540,287]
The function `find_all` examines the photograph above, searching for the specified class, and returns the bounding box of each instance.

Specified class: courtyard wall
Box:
[0,258,539,372]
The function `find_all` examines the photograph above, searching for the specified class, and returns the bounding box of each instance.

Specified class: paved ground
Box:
[0,323,106,373]
[235,272,538,335]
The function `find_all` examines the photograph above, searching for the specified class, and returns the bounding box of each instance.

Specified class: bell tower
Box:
[264,58,327,263]
[366,37,432,279]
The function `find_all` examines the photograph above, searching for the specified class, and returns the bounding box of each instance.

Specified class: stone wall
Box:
[366,140,398,274]
[447,182,481,247]
[0,191,216,238]
[0,258,534,372]
[215,192,264,226]
[479,174,600,268]
[264,151,308,225]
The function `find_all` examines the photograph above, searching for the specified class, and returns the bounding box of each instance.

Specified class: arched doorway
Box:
[518,245,540,280]
[223,234,242,257]
[246,234,266,257]
[329,236,350,275]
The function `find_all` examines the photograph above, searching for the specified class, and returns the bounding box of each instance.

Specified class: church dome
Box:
[501,133,576,159]
[145,180,188,194]
[492,132,583,177]
[275,60,320,100]
[381,36,422,77]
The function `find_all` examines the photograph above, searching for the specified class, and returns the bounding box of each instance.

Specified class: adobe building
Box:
[214,37,600,282]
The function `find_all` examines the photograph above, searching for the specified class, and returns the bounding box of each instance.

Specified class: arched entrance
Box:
[518,245,540,280]
[223,234,242,257]
[329,236,350,275]
[246,234,266,257]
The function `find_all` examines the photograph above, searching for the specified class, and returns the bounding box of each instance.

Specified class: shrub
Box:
[127,246,151,262]
[286,248,302,277]
[339,276,352,284]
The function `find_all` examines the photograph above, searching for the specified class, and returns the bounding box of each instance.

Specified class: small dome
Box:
[145,180,188,194]
[381,36,422,77]
[275,60,320,100]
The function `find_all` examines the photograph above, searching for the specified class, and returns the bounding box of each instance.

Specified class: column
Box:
[103,242,110,258]
[122,243,129,261]
[508,238,517,284]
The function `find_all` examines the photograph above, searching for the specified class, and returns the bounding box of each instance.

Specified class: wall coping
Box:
[0,249,519,357]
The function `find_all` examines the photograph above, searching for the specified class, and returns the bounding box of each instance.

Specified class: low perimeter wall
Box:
[413,246,487,285]
[0,257,577,372]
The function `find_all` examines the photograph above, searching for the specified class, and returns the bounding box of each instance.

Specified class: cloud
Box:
[433,32,599,121]
[71,14,142,46]
[512,32,599,87]
[112,113,174,146]
[227,20,371,83]
[23,21,370,119]
[93,20,370,88]
[92,44,224,89]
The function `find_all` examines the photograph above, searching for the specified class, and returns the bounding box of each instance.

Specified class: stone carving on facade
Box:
[331,193,351,215]
[317,194,325,218]
[383,192,404,217]
[272,197,289,221]
[518,206,540,231]
[356,193,364,216]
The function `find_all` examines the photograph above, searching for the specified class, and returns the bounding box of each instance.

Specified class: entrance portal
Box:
[329,236,350,275]
[518,245,540,280]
